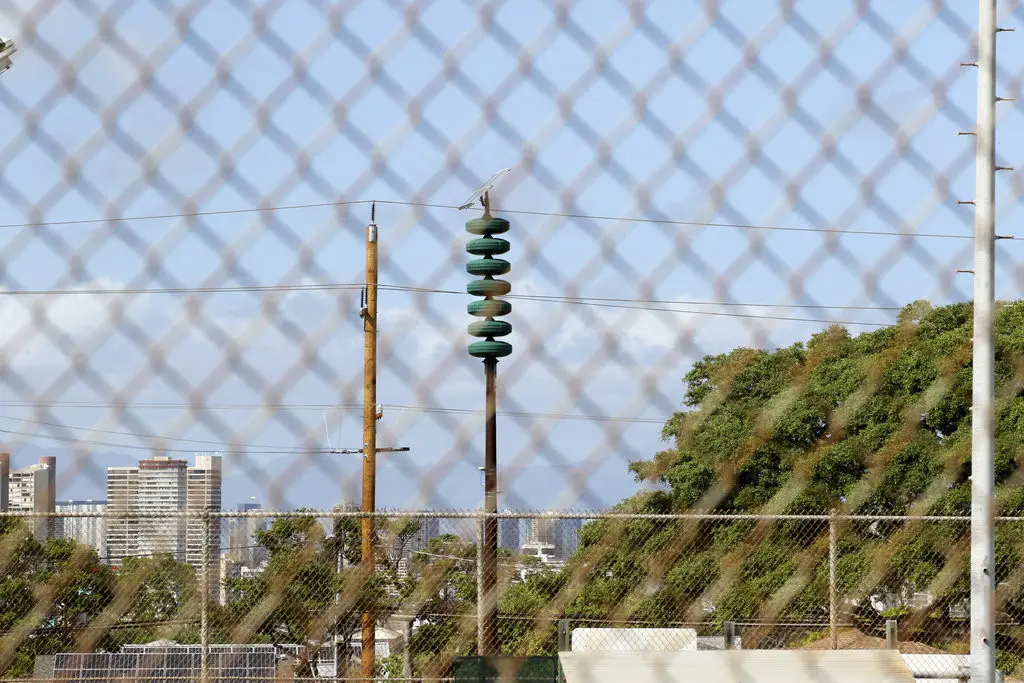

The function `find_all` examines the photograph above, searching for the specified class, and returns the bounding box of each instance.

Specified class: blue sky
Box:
[0,0,1021,511]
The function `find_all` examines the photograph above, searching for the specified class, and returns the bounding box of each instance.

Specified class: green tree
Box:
[504,302,1024,656]
[405,534,478,676]
[222,514,397,677]
[0,521,117,677]
[118,554,197,624]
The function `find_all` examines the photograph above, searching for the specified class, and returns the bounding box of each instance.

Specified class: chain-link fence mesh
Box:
[1,0,1024,680]
[5,511,1024,680]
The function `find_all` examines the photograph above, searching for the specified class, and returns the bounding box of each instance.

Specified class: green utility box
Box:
[453,656,559,683]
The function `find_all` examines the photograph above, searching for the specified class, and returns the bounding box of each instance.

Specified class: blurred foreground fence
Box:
[4,0,1024,680]
[2,510,1024,680]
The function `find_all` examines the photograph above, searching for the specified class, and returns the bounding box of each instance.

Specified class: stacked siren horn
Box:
[466,211,512,359]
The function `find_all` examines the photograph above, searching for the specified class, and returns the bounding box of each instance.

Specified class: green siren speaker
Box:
[466,213,512,359]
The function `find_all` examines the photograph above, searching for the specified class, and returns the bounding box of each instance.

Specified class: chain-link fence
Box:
[1,0,1024,680]
[3,511,1024,680]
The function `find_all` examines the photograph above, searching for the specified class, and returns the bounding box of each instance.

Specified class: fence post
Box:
[557,619,570,652]
[557,620,570,683]
[201,511,210,683]
[724,621,736,650]
[885,620,898,650]
[829,510,838,650]
[477,512,484,655]
[403,618,413,681]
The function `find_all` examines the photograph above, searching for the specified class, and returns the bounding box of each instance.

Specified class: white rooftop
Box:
[559,649,915,683]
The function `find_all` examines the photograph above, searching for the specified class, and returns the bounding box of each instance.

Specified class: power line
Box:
[496,292,899,312]
[0,424,343,455]
[506,295,888,326]
[490,206,1003,240]
[0,414,300,451]
[385,284,902,312]
[0,403,664,459]
[0,281,896,325]
[382,404,664,424]
[0,196,1001,240]
[0,280,901,311]
[0,413,397,455]
[0,199,376,230]
[106,544,265,560]
[0,402,665,424]
[0,283,365,296]
[410,548,553,571]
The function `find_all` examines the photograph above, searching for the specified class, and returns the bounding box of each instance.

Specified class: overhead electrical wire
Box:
[0,280,902,311]
[488,206,1003,240]
[0,425,337,455]
[392,286,905,311]
[503,296,888,326]
[0,196,999,240]
[0,283,366,296]
[0,281,895,326]
[0,414,297,450]
[0,404,665,471]
[0,402,663,424]
[0,418,633,470]
[0,417,361,455]
[0,404,666,455]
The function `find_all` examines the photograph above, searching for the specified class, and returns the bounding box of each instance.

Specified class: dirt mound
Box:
[797,628,948,654]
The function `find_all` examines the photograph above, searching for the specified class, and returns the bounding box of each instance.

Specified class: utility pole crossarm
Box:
[329,447,410,455]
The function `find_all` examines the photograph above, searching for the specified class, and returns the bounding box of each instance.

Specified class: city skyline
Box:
[105,454,223,592]
[0,449,587,575]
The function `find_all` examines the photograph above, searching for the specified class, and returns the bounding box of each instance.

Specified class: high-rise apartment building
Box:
[105,455,222,591]
[521,517,582,560]
[7,455,56,541]
[138,457,188,561]
[554,518,583,560]
[226,499,268,570]
[186,454,222,593]
[406,516,440,555]
[498,517,520,552]
[106,465,141,561]
[0,451,9,511]
[524,517,556,546]
[55,500,107,558]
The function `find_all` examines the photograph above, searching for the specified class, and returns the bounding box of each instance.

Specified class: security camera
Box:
[0,37,17,75]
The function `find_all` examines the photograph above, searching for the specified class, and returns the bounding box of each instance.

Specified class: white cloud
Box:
[0,278,162,370]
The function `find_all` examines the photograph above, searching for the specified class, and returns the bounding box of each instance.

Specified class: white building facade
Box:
[105,455,222,591]
[7,456,56,541]
[55,500,107,558]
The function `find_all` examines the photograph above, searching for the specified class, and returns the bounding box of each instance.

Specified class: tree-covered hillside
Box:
[633,299,1024,516]
[548,300,1024,661]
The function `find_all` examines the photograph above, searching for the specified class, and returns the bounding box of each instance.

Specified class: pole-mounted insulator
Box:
[466,206,512,359]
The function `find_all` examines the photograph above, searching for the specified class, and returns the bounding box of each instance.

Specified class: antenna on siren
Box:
[458,167,512,210]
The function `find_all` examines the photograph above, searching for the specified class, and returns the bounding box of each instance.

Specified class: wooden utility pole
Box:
[360,207,379,680]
